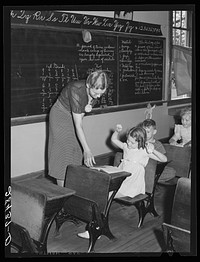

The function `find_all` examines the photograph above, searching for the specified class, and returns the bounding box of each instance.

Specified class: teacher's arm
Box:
[72,112,96,167]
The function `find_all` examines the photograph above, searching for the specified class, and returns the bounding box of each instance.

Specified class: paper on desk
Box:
[90,165,121,174]
[175,143,184,147]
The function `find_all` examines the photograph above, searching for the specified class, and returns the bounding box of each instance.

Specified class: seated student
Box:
[139,119,166,155]
[169,106,191,147]
[111,124,167,198]
[78,124,167,239]
[139,119,176,182]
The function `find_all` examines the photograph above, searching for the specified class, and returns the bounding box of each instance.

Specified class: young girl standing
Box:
[169,106,191,147]
[111,124,167,198]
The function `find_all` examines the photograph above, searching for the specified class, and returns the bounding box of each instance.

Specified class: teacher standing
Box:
[48,70,109,187]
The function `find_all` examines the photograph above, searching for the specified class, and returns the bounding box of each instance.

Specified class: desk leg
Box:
[102,177,127,239]
[39,212,59,254]
[101,189,119,240]
[54,209,81,235]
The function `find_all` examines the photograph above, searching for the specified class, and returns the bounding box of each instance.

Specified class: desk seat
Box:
[157,144,191,185]
[113,152,160,228]
[162,177,191,253]
[11,178,75,254]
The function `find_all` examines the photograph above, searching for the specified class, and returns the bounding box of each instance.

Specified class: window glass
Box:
[170,10,192,101]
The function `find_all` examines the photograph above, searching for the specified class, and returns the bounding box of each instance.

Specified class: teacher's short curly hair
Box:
[86,70,109,90]
[127,126,147,149]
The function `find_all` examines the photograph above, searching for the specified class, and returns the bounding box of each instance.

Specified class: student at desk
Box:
[169,106,191,147]
[111,124,167,198]
[139,119,176,182]
[77,124,167,240]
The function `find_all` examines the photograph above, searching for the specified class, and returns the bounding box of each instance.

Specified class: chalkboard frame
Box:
[11,100,166,126]
[10,22,166,126]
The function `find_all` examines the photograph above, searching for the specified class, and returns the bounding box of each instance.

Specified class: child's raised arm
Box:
[146,143,167,162]
[111,124,124,150]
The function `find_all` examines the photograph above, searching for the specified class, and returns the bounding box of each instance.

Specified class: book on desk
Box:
[90,165,121,174]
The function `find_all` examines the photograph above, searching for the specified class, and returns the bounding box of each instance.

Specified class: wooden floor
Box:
[47,184,176,255]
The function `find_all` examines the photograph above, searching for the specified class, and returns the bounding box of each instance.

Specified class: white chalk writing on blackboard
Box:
[11,24,164,118]
[134,39,163,94]
[119,39,135,82]
[77,43,115,64]
[119,37,163,95]
[40,63,78,112]
[76,41,117,107]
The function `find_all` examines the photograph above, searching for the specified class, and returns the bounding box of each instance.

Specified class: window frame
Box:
[167,10,193,106]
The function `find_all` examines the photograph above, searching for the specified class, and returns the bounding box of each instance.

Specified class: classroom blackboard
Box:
[11,28,118,117]
[11,11,165,119]
[118,36,164,104]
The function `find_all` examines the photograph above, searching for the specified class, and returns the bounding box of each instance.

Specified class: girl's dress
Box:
[115,143,150,198]
[174,124,191,146]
